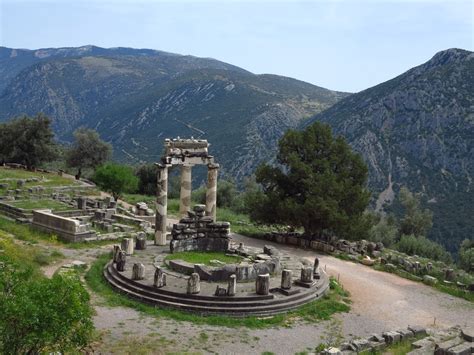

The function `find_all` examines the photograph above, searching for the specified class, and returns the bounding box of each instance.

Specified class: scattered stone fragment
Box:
[121,237,134,255]
[187,273,200,294]
[132,263,145,280]
[116,250,126,272]
[256,273,270,295]
[383,331,401,344]
[227,274,236,296]
[281,269,292,290]
[153,267,166,288]
[300,266,313,283]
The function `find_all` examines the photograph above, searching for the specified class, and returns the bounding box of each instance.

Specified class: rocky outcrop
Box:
[305,48,474,253]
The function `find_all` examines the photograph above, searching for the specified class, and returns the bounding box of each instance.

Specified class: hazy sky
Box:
[0,0,472,92]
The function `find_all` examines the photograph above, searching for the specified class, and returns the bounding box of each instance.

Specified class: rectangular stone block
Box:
[447,342,473,355]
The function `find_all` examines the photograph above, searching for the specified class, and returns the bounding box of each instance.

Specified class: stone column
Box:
[205,163,219,222]
[301,266,313,283]
[227,274,236,296]
[112,245,122,263]
[179,165,192,218]
[116,251,126,272]
[155,163,170,245]
[256,273,270,295]
[187,273,200,294]
[154,266,167,288]
[281,269,292,290]
[121,238,134,256]
[132,263,145,280]
[313,257,320,279]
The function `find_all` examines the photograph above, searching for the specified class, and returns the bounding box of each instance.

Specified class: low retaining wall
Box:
[32,209,96,242]
[0,201,32,220]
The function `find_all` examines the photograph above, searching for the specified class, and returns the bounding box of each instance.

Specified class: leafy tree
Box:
[459,239,474,272]
[248,122,371,239]
[368,213,398,247]
[135,164,157,196]
[399,187,433,237]
[66,127,112,179]
[192,179,240,209]
[93,163,138,200]
[0,252,94,354]
[0,113,57,168]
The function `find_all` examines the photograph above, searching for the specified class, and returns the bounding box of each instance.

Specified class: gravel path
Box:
[82,233,473,354]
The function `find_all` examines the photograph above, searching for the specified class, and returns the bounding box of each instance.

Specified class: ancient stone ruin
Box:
[155,138,218,245]
[101,138,330,316]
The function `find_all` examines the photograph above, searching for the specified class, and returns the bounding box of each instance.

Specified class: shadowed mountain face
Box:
[305,48,474,253]
[0,45,347,181]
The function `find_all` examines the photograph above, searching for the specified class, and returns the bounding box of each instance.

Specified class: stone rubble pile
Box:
[321,325,474,354]
[170,204,231,253]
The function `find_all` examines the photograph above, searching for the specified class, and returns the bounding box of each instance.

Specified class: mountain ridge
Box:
[304,47,473,253]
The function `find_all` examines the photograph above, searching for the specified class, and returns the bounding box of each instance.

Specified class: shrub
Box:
[395,234,452,263]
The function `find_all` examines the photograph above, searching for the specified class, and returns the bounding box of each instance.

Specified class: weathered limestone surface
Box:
[256,273,270,295]
[300,266,313,283]
[136,236,147,250]
[179,165,192,218]
[116,251,126,272]
[281,269,292,289]
[112,245,122,263]
[132,263,145,280]
[205,163,219,221]
[32,209,96,242]
[187,273,200,294]
[227,274,236,296]
[153,267,166,288]
[121,237,134,255]
[155,163,170,246]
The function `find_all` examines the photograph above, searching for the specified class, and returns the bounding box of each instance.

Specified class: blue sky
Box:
[0,0,472,92]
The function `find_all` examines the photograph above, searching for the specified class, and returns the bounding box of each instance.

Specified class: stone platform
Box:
[103,242,330,317]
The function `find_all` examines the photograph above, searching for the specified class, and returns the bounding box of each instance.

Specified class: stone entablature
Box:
[32,209,96,242]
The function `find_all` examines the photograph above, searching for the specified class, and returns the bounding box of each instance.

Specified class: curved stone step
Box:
[107,262,326,308]
[103,261,330,316]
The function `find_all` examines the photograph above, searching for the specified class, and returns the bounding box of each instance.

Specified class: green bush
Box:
[395,234,452,263]
[93,163,138,200]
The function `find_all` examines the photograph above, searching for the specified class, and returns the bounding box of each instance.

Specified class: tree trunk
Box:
[75,168,82,180]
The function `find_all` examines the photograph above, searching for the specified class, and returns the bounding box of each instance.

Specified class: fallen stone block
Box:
[369,334,385,343]
[351,338,371,352]
[397,328,415,340]
[408,326,427,337]
[434,337,464,355]
[447,341,473,355]
[461,327,474,342]
[383,331,402,344]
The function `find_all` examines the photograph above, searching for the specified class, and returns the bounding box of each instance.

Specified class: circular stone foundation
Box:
[104,241,330,317]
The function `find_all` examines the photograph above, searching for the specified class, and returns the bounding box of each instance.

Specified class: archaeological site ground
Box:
[0,136,472,355]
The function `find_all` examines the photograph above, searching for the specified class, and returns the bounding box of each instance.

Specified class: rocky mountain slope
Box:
[0,45,347,181]
[305,48,474,253]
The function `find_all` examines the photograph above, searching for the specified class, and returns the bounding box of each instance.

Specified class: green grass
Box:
[0,215,121,249]
[121,194,180,215]
[8,199,71,211]
[359,334,427,355]
[216,208,273,236]
[165,251,242,266]
[0,167,78,188]
[0,231,64,268]
[85,253,350,328]
[373,263,474,303]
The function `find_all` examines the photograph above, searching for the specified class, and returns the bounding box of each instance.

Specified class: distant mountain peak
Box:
[423,48,473,69]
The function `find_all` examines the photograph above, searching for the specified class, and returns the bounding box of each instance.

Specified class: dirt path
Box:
[85,233,473,354]
[232,233,474,331]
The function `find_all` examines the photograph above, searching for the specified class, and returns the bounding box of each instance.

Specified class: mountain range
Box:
[0,45,347,182]
[0,45,472,253]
